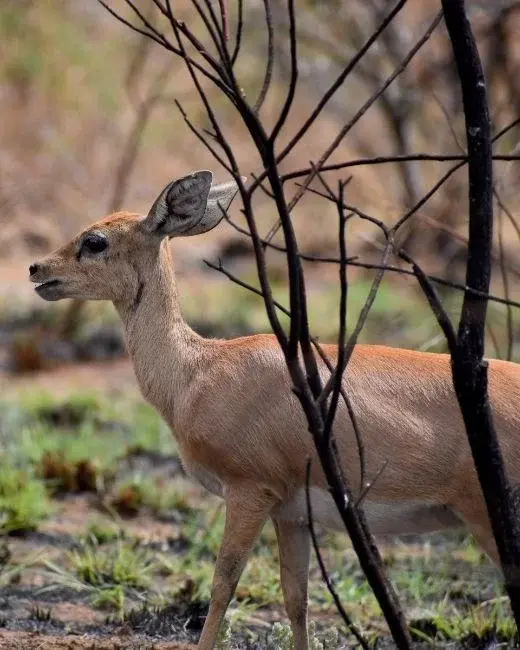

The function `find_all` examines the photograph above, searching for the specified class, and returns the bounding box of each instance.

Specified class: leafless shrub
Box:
[97,0,520,643]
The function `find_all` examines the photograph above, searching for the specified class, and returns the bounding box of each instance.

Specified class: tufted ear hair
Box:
[184,178,243,236]
[142,171,243,238]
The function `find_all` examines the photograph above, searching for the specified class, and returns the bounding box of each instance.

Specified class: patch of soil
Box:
[0,586,89,607]
[8,530,82,551]
[0,592,271,649]
[0,588,202,648]
[0,630,196,649]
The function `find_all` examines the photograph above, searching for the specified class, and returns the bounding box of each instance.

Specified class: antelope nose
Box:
[29,263,39,276]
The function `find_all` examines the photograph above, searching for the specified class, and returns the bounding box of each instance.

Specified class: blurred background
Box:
[0,2,519,646]
[1,0,520,379]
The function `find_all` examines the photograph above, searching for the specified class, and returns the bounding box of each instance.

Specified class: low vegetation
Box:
[0,390,515,647]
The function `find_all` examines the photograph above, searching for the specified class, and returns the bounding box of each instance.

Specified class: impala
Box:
[30,171,519,649]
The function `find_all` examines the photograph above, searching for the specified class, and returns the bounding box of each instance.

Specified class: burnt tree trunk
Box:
[441,0,520,627]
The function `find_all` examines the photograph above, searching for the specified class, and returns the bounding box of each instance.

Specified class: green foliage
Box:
[268,622,294,650]
[91,585,126,615]
[0,4,43,90]
[0,547,43,588]
[0,465,52,534]
[0,392,176,489]
[215,616,233,650]
[411,597,516,644]
[0,390,511,645]
[70,541,157,589]
[110,474,193,518]
[266,621,340,650]
[0,1,122,111]
[82,520,122,546]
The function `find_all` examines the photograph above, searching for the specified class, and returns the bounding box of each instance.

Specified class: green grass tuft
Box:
[0,465,52,534]
[70,541,157,589]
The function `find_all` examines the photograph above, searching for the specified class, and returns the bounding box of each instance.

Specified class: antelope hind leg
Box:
[273,517,311,650]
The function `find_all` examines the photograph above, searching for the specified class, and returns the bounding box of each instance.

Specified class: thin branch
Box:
[97,0,169,48]
[312,341,367,497]
[231,0,243,65]
[487,320,502,360]
[493,188,520,241]
[398,250,457,353]
[218,0,228,42]
[347,260,520,310]
[306,180,520,283]
[221,212,520,310]
[392,161,465,232]
[323,181,349,447]
[169,8,228,146]
[265,9,443,241]
[356,460,389,507]
[191,0,228,64]
[274,0,407,163]
[319,241,393,404]
[432,91,466,154]
[159,0,226,75]
[297,175,520,285]
[286,11,443,213]
[270,0,297,142]
[123,0,173,46]
[174,100,232,173]
[493,116,520,142]
[296,182,389,236]
[496,199,513,360]
[305,461,369,649]
[169,13,288,352]
[282,153,520,183]
[97,1,232,96]
[253,0,274,114]
[204,259,290,317]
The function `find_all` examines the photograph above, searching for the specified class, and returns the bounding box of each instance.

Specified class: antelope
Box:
[30,170,519,649]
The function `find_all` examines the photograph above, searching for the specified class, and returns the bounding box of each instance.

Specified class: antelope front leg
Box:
[197,486,274,650]
[273,518,311,650]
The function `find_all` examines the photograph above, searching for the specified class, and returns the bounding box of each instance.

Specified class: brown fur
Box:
[30,203,520,649]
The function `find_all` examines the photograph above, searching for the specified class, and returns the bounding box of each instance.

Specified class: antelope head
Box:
[28,171,241,305]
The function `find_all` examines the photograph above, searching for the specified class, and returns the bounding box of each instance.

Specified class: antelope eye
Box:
[82,233,108,255]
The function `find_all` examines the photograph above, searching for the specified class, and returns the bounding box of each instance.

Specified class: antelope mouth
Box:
[34,279,63,300]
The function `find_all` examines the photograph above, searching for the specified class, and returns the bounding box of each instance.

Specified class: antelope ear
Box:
[142,170,213,237]
[184,178,243,236]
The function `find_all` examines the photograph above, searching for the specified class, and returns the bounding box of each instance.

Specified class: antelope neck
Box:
[115,244,204,428]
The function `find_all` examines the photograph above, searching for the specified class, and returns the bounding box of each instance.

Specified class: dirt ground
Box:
[0,630,196,649]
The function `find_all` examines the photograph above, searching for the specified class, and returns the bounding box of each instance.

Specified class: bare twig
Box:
[496,198,514,360]
[253,0,274,114]
[279,11,443,231]
[282,152,520,183]
[398,249,457,353]
[323,181,349,447]
[220,211,520,310]
[270,0,297,142]
[305,460,369,649]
